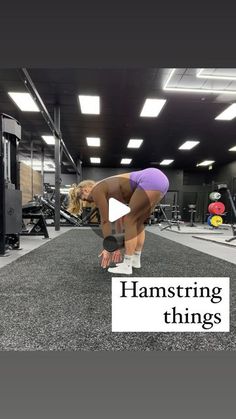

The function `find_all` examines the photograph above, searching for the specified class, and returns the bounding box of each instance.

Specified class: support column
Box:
[76,159,82,183]
[41,145,44,193]
[30,138,34,199]
[54,105,61,231]
[0,116,5,255]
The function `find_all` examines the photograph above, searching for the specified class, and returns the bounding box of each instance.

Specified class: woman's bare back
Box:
[92,173,132,203]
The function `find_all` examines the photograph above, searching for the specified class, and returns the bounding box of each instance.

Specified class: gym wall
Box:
[210,161,236,192]
[82,167,183,190]
[44,173,78,185]
[20,162,43,205]
[82,167,133,180]
[182,171,212,222]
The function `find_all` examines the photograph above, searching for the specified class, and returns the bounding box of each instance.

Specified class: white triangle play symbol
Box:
[108,198,131,222]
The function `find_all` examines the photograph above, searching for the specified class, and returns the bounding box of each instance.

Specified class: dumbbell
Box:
[103,234,125,252]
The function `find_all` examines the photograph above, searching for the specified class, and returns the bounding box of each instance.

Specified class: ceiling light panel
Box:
[42,135,55,145]
[140,99,166,117]
[178,141,200,150]
[197,160,215,166]
[160,159,174,165]
[121,158,132,164]
[86,137,100,147]
[90,157,101,163]
[78,95,100,114]
[215,103,236,120]
[8,92,40,112]
[127,139,143,148]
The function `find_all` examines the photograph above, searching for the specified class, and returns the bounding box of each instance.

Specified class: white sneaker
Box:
[108,263,132,275]
[132,260,141,268]
[132,254,141,268]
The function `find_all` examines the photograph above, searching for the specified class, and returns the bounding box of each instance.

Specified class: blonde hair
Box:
[77,180,96,189]
[67,180,96,215]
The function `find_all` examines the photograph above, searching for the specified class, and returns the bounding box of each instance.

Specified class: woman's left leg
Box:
[108,189,163,274]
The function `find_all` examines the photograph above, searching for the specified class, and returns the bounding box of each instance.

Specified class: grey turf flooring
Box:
[0,229,235,350]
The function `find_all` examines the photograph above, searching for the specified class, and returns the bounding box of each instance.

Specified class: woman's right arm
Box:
[92,189,111,237]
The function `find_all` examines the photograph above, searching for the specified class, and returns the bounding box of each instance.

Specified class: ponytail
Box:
[67,180,96,215]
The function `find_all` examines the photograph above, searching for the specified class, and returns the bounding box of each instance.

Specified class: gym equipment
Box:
[207,215,213,226]
[208,202,225,215]
[207,215,223,228]
[209,192,221,201]
[210,215,223,227]
[37,189,100,227]
[0,114,22,256]
[79,206,100,226]
[160,194,182,231]
[217,184,236,243]
[187,204,196,227]
[80,206,100,225]
[21,202,49,238]
[40,196,82,227]
[156,204,171,225]
[206,187,226,229]
[103,234,124,252]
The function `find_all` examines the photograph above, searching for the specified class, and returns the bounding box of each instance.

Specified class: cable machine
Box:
[0,114,22,256]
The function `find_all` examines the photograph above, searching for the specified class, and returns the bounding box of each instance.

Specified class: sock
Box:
[108,254,133,275]
[132,251,141,268]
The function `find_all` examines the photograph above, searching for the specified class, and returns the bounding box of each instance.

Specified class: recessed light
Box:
[86,137,100,147]
[42,135,55,145]
[163,69,236,95]
[90,157,101,164]
[229,145,236,151]
[140,99,166,117]
[197,160,215,167]
[215,104,236,120]
[121,158,132,165]
[8,92,40,112]
[78,95,100,114]
[127,139,143,148]
[197,68,236,81]
[160,159,174,166]
[178,141,200,150]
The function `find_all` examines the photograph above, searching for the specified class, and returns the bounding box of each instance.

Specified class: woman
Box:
[68,168,169,275]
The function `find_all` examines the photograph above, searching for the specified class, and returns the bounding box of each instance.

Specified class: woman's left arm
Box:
[92,188,113,268]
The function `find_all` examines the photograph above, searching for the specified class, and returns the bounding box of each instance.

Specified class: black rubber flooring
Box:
[0,229,235,350]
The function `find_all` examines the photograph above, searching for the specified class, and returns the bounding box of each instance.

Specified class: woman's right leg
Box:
[133,200,162,267]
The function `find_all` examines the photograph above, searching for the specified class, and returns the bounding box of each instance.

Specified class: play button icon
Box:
[108,198,131,222]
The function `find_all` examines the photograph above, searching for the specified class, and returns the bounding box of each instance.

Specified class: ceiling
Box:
[0,68,236,173]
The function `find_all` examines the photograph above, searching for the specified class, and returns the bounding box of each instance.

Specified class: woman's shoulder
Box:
[92,179,107,196]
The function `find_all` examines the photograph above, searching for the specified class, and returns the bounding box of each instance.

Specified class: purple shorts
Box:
[129,168,169,195]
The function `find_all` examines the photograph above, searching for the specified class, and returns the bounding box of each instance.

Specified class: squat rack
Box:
[17,68,81,231]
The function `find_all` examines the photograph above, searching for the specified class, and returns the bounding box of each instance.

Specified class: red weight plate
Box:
[208,202,225,215]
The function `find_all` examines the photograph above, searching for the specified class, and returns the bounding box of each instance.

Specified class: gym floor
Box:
[1,67,236,351]
[0,224,235,269]
[0,224,235,350]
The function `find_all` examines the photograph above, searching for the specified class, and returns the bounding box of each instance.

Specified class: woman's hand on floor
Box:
[111,250,123,264]
[98,249,112,268]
